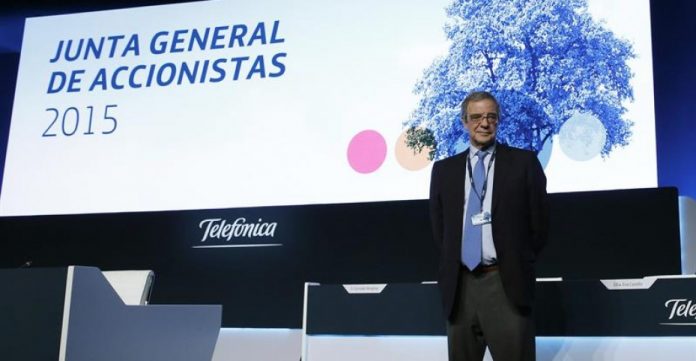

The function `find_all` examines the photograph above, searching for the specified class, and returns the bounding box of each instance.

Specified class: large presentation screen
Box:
[0,0,656,216]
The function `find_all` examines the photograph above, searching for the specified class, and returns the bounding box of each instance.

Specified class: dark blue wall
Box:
[651,0,696,198]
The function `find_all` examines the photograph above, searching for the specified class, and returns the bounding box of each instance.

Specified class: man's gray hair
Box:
[461,91,501,120]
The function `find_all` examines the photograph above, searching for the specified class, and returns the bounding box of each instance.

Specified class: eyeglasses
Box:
[467,113,499,125]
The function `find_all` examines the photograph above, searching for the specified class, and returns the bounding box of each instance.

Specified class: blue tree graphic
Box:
[405,0,635,160]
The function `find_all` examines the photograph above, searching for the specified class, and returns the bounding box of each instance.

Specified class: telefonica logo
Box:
[192,217,280,249]
[660,299,696,326]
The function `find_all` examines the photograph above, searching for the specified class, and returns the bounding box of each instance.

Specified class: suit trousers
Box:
[446,267,535,361]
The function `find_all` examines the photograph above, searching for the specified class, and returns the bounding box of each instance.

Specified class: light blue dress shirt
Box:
[463,144,498,265]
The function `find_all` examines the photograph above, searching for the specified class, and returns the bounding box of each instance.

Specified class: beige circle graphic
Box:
[395,129,433,171]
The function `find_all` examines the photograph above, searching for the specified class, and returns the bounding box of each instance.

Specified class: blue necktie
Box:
[462,150,488,270]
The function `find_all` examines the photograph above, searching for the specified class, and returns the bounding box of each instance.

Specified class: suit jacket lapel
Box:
[453,150,468,222]
[491,143,508,215]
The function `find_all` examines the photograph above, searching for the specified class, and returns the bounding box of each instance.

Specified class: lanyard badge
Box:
[466,150,496,226]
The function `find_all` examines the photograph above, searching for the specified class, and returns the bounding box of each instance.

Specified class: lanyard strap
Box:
[466,149,496,209]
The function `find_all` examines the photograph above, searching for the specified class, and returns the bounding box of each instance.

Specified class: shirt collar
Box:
[468,142,496,159]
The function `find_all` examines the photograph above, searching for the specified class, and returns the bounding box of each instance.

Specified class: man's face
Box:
[463,98,498,149]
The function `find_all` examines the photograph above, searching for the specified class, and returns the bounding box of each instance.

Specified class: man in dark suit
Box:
[429,91,548,361]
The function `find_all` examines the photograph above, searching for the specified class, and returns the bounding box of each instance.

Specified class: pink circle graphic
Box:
[347,130,387,174]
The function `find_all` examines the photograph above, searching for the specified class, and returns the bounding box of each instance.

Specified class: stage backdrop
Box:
[0,0,675,329]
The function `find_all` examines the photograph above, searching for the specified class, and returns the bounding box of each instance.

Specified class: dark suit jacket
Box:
[429,143,549,320]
